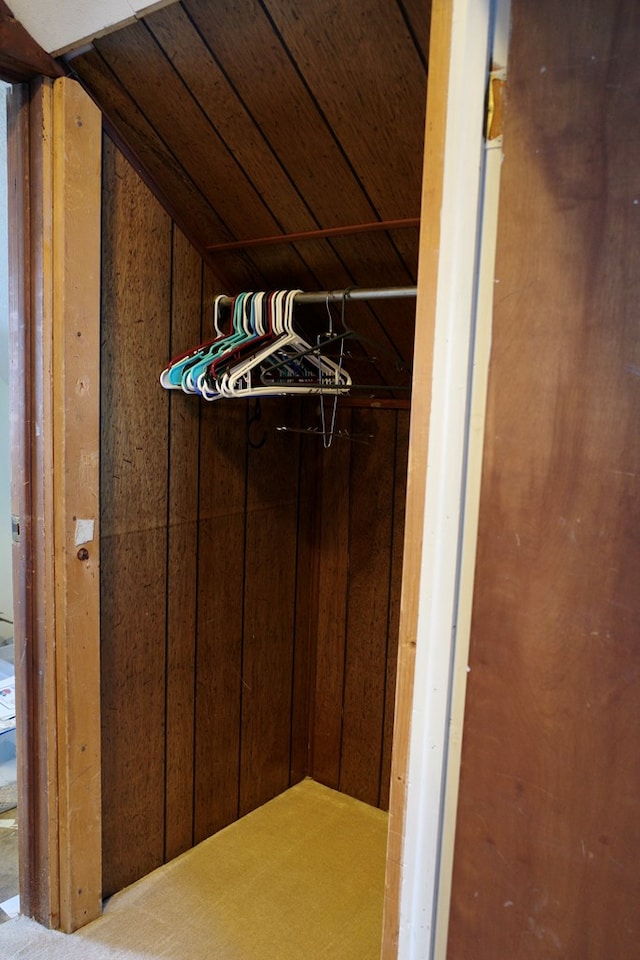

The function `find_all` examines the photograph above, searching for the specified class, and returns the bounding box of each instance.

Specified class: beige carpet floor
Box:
[0,778,388,959]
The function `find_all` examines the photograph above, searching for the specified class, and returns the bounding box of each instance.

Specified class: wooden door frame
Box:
[382,0,510,957]
[8,75,102,933]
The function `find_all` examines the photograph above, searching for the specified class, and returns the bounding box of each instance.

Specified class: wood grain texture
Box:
[164,226,202,862]
[262,0,425,217]
[239,398,301,816]
[100,137,171,898]
[396,0,431,66]
[67,0,427,393]
[182,0,422,287]
[27,78,61,928]
[340,409,395,806]
[311,410,407,809]
[70,47,255,289]
[100,530,168,896]
[310,408,352,788]
[193,392,246,843]
[51,77,102,933]
[144,0,419,358]
[146,5,335,239]
[380,410,409,809]
[448,2,640,957]
[182,0,418,232]
[7,79,60,929]
[242,0,427,276]
[381,0,452,951]
[99,151,323,864]
[290,401,322,784]
[97,136,411,899]
[94,21,321,291]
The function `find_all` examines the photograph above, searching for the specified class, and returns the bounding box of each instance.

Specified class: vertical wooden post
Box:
[51,77,102,932]
[381,2,454,954]
[382,0,503,956]
[8,76,102,932]
[8,76,61,929]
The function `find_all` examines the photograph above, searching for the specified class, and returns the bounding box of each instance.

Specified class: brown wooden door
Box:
[448,1,640,957]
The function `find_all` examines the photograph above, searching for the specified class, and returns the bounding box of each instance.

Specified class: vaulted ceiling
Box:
[65,0,430,377]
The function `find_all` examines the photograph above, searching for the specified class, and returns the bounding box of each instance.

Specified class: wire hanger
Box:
[256,286,411,393]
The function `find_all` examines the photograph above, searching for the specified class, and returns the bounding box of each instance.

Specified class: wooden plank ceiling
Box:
[65,0,429,384]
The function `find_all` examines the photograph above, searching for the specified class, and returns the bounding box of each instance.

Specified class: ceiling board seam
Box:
[395,0,429,72]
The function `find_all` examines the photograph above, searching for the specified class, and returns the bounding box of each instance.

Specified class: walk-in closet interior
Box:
[7,1,640,956]
[65,0,428,899]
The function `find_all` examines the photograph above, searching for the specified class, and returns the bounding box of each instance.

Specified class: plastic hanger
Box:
[160,288,353,401]
[182,291,253,395]
[257,288,410,392]
[159,294,229,390]
[199,291,272,400]
[218,290,351,398]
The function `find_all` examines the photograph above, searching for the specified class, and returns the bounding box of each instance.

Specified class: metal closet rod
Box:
[217,285,417,307]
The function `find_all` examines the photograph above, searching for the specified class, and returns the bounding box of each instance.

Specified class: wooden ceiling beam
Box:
[0,1,65,83]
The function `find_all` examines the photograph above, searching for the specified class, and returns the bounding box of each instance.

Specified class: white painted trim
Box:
[433,1,512,955]
[396,0,509,957]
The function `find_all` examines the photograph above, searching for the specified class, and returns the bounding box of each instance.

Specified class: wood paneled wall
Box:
[100,137,408,897]
[312,407,409,810]
[100,135,307,895]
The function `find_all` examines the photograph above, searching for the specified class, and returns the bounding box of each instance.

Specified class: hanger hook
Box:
[341,287,352,329]
[324,292,334,336]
